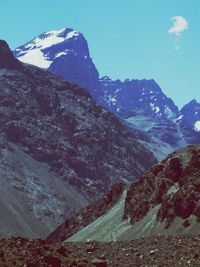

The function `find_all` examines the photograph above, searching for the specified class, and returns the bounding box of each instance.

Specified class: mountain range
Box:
[0,26,200,267]
[14,28,200,162]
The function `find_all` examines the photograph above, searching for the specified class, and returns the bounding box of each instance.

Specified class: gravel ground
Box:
[68,234,200,267]
[1,235,200,266]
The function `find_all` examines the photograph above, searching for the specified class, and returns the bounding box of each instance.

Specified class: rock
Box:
[164,157,182,182]
[43,255,62,267]
[26,263,38,267]
[124,145,200,231]
[92,259,107,267]
[149,249,158,255]
[56,246,69,256]
[0,250,4,258]
[86,244,99,253]
[0,40,22,70]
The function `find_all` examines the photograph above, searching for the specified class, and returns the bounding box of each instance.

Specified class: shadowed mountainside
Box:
[0,40,156,237]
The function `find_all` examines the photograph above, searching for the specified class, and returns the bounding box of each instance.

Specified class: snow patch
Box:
[55,51,68,58]
[164,106,174,119]
[194,121,200,131]
[66,30,79,39]
[150,103,160,113]
[176,114,183,122]
[16,28,79,69]
[17,49,53,68]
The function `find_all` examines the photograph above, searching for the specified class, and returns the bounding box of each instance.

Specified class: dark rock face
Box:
[124,145,200,228]
[163,157,183,182]
[0,66,155,188]
[48,36,100,97]
[0,40,156,237]
[0,40,22,70]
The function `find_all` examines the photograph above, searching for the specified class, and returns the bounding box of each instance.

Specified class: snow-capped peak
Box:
[14,28,80,69]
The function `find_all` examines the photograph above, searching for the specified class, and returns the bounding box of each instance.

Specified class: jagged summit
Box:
[41,27,80,39]
[14,28,81,68]
[99,76,179,119]
[14,28,100,93]
[0,40,22,70]
[186,99,198,105]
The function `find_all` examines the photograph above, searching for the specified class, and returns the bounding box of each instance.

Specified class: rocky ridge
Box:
[14,28,200,161]
[0,40,156,237]
[99,76,179,120]
[124,145,200,230]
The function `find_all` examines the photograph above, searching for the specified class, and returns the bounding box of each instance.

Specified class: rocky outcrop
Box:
[124,145,200,229]
[0,40,22,70]
[47,146,200,242]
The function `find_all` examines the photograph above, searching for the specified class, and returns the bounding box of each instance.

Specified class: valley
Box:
[0,3,200,265]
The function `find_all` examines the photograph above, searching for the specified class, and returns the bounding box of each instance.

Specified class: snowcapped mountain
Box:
[178,99,200,132]
[14,28,100,95]
[14,28,200,157]
[99,76,179,121]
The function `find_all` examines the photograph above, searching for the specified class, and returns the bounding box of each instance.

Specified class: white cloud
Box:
[168,16,188,52]
[168,16,188,36]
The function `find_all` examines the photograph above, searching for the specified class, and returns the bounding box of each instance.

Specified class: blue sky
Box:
[1,0,200,108]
